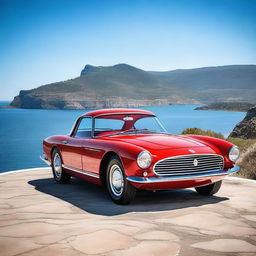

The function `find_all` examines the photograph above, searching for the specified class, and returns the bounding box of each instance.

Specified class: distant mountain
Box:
[195,102,254,112]
[11,64,256,109]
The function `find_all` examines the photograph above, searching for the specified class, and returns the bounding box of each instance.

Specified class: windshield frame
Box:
[92,114,168,138]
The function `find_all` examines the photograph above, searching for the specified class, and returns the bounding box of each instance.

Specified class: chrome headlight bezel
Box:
[229,146,240,162]
[137,151,152,169]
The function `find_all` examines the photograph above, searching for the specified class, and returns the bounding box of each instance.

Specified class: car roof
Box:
[81,108,155,118]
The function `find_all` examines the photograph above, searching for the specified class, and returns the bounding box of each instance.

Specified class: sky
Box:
[0,0,256,100]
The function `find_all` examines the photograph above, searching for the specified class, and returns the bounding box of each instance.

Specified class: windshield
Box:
[94,116,167,137]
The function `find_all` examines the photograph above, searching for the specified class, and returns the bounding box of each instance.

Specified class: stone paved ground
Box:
[0,168,255,256]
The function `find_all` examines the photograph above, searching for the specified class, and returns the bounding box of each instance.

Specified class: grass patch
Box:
[226,137,256,152]
[181,127,256,179]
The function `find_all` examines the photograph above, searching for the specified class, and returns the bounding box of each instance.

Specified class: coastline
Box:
[195,102,254,112]
[195,108,248,112]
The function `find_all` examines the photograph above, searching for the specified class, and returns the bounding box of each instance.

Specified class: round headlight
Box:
[137,151,152,169]
[229,146,240,162]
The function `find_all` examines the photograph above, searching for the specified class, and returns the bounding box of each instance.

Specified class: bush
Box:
[181,128,225,139]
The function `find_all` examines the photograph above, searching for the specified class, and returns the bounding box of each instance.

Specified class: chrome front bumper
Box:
[127,165,240,184]
[40,154,51,166]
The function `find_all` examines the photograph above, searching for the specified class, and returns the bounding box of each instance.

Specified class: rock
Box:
[230,106,256,139]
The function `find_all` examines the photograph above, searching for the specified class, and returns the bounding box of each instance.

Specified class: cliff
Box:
[230,106,256,139]
[10,64,256,109]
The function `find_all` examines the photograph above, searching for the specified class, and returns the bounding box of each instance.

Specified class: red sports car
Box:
[41,108,240,204]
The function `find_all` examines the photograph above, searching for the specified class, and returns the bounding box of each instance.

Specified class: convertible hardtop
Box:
[82,108,155,118]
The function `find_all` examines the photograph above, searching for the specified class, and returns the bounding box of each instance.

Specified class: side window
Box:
[74,118,92,138]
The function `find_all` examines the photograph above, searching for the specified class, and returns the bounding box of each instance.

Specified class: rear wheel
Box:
[106,156,136,204]
[51,148,71,183]
[195,180,222,195]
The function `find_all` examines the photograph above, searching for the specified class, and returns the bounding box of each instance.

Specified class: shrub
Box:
[181,127,225,139]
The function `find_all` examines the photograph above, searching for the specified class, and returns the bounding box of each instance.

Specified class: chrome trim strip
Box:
[40,154,51,166]
[155,117,168,133]
[84,147,102,152]
[62,164,100,178]
[127,165,240,184]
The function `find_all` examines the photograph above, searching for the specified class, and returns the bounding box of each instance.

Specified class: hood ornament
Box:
[188,149,196,153]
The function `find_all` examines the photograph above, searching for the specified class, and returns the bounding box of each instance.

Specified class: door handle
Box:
[62,140,68,144]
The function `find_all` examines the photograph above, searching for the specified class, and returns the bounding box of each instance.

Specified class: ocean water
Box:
[0,102,245,173]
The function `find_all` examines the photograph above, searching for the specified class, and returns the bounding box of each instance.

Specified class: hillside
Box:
[195,102,254,112]
[11,64,256,109]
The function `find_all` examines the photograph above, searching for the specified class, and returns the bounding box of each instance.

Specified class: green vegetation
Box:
[226,137,256,152]
[182,128,225,139]
[181,127,256,179]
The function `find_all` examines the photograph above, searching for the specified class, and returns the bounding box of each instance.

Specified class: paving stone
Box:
[0,237,42,256]
[69,229,135,254]
[109,241,180,256]
[192,239,256,253]
[134,230,179,241]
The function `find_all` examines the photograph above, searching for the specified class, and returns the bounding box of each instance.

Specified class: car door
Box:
[81,138,105,176]
[81,117,124,175]
[61,117,92,170]
[60,136,84,170]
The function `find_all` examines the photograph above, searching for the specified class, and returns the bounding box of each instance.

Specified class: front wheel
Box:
[195,180,222,195]
[51,148,71,184]
[106,156,136,204]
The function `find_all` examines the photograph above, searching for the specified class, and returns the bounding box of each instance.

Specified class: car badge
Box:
[123,116,133,121]
[188,149,196,153]
[193,159,198,167]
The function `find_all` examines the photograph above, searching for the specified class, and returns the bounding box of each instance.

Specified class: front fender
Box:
[97,139,147,177]
[184,135,235,167]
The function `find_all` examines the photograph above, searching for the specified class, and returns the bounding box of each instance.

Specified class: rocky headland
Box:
[10,64,256,109]
[230,106,256,139]
[195,102,254,112]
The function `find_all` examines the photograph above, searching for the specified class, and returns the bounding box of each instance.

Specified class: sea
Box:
[0,101,245,173]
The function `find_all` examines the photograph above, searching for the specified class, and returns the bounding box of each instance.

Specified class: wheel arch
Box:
[50,146,59,160]
[99,151,121,186]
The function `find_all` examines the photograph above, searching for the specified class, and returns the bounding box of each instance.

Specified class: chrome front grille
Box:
[154,154,224,176]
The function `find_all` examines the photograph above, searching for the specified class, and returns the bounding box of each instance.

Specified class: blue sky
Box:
[0,0,256,100]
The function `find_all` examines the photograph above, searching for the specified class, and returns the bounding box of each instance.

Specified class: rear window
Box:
[94,118,124,136]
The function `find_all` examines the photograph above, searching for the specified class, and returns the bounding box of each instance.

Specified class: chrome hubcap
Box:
[53,153,62,179]
[109,164,124,196]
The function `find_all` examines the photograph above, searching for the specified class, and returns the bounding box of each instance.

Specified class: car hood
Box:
[106,134,208,151]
